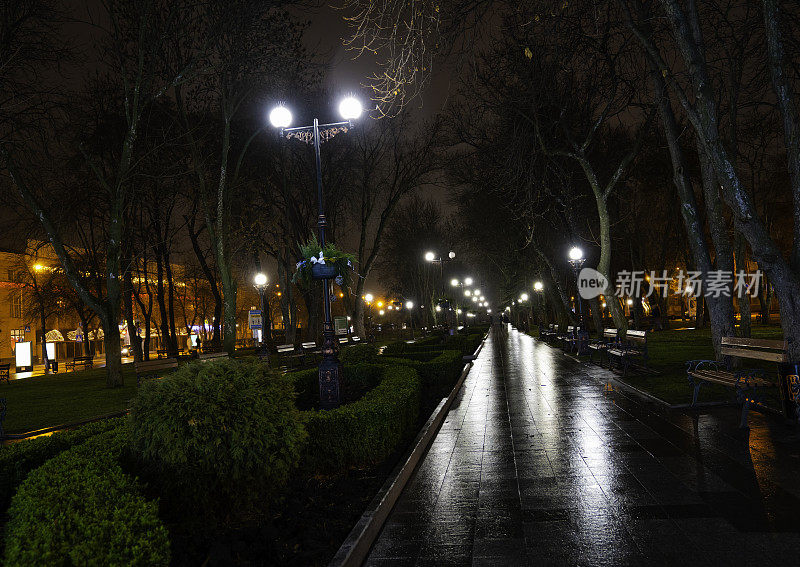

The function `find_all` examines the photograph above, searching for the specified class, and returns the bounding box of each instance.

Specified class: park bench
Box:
[156,349,169,359]
[198,351,229,363]
[135,357,178,386]
[65,356,93,372]
[607,330,649,377]
[351,336,362,343]
[275,344,302,369]
[589,328,618,364]
[543,324,560,344]
[338,336,350,345]
[0,363,9,384]
[686,337,787,428]
[564,327,590,354]
[559,325,575,350]
[301,341,320,354]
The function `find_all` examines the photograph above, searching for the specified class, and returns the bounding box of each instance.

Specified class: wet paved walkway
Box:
[365,325,800,566]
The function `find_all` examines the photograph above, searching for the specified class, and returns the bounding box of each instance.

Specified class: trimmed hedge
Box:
[0,417,124,512]
[4,423,171,566]
[339,343,379,364]
[380,350,464,399]
[129,359,306,514]
[290,363,385,409]
[300,365,421,474]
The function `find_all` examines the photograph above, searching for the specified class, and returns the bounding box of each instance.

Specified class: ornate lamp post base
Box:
[318,319,341,408]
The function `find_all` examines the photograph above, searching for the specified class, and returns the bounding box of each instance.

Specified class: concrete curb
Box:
[328,332,488,567]
[3,410,129,442]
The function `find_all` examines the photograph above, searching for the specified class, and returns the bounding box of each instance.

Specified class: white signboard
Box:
[248,309,262,330]
[46,342,56,361]
[15,341,32,369]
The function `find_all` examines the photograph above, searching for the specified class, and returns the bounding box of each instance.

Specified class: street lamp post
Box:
[425,250,455,328]
[533,281,544,327]
[254,273,269,362]
[568,247,586,330]
[405,300,415,339]
[270,96,363,409]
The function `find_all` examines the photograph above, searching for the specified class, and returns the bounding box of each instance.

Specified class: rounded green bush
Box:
[339,343,379,364]
[0,417,124,512]
[4,426,170,566]
[129,359,306,512]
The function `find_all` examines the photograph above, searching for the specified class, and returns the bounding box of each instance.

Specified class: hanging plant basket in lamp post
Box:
[293,234,356,289]
[311,263,338,280]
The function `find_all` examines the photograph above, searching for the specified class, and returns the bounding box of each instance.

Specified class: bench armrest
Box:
[686,359,720,373]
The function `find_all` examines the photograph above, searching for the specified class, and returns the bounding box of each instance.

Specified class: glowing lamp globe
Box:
[424,251,436,262]
[534,281,544,291]
[339,96,363,120]
[448,251,456,259]
[269,105,292,128]
[451,278,459,287]
[521,293,529,301]
[365,293,374,302]
[254,273,268,286]
[405,301,414,309]
[464,277,473,286]
[568,247,584,261]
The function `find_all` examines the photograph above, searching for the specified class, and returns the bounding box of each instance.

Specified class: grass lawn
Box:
[602,324,786,408]
[2,364,140,434]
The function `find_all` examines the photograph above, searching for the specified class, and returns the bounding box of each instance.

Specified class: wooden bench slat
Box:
[719,347,786,363]
[721,337,787,350]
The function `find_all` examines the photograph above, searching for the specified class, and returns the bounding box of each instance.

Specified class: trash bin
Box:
[51,360,58,373]
[778,362,800,420]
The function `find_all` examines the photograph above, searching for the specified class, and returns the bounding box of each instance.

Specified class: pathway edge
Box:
[328,331,488,567]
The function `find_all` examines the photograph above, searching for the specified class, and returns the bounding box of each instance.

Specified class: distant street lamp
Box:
[253,272,269,362]
[405,300,416,339]
[533,281,545,326]
[270,96,363,409]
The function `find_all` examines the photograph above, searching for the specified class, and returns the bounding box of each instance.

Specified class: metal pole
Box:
[259,288,269,363]
[313,118,341,409]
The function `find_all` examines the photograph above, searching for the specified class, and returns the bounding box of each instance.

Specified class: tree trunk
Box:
[122,269,143,362]
[102,315,123,387]
[735,230,752,337]
[154,253,171,355]
[39,309,49,373]
[698,148,736,351]
[633,8,731,357]
[762,0,800,270]
[595,195,628,334]
[163,247,179,353]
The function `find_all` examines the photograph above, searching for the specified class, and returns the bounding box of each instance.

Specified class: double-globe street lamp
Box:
[269,96,364,409]
[425,250,455,328]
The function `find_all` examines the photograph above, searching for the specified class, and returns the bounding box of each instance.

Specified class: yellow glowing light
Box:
[377,301,384,308]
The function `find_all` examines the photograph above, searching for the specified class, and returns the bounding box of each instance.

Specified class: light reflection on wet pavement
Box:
[365,325,800,566]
